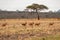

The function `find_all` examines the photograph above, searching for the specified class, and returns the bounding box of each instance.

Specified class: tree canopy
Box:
[26,3,48,12]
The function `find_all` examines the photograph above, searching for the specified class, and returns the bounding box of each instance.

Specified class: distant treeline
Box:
[0,11,60,19]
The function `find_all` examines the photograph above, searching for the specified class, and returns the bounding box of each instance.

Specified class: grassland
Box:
[0,18,60,40]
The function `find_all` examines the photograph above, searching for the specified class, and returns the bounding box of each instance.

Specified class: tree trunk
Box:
[36,9,39,20]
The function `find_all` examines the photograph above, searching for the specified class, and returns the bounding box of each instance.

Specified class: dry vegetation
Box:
[0,18,60,40]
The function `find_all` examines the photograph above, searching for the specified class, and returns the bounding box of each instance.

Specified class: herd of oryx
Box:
[1,22,41,27]
[21,22,40,26]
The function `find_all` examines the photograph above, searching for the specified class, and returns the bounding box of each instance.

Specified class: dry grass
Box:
[0,18,60,40]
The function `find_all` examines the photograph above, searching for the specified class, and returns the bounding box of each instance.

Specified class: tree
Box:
[26,3,48,20]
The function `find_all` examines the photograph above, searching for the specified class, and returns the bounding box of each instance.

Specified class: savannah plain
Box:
[0,18,60,40]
